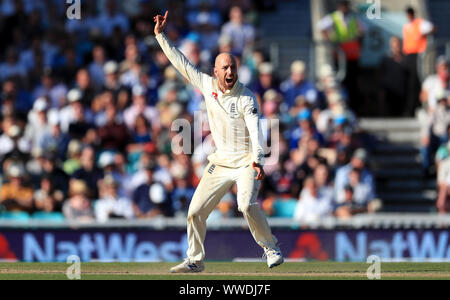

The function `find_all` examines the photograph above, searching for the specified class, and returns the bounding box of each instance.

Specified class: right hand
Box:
[153,11,168,36]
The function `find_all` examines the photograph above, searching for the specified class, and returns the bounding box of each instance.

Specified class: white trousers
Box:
[186,162,278,261]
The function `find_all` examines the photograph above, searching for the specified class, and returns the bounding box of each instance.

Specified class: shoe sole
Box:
[170,268,205,273]
[269,259,284,269]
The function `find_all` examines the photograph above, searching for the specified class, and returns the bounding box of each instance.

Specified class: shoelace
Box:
[262,248,280,259]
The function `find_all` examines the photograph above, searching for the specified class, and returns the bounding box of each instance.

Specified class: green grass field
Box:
[0,262,449,280]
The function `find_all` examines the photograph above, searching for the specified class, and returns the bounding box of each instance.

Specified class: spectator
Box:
[62,179,95,222]
[252,62,281,108]
[336,167,375,216]
[334,148,375,196]
[132,161,172,218]
[72,146,104,199]
[420,56,449,113]
[24,97,52,148]
[378,36,408,116]
[32,68,68,109]
[403,6,434,117]
[420,92,450,176]
[318,0,364,114]
[95,175,134,222]
[88,45,108,89]
[289,109,324,151]
[0,124,30,165]
[34,175,64,213]
[97,103,130,153]
[280,60,318,109]
[63,140,82,176]
[123,85,159,131]
[437,171,450,214]
[0,164,33,212]
[0,47,27,82]
[96,0,130,37]
[40,151,69,202]
[293,176,333,226]
[220,6,255,56]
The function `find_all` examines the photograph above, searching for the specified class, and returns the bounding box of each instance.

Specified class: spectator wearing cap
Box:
[281,60,318,109]
[59,89,88,133]
[132,161,172,218]
[420,56,449,113]
[220,6,255,56]
[334,148,375,197]
[58,89,95,141]
[63,140,82,176]
[24,97,52,147]
[316,91,343,138]
[0,164,33,212]
[261,89,281,119]
[252,62,281,108]
[97,151,128,197]
[102,61,126,97]
[62,179,95,222]
[95,175,134,223]
[72,146,104,199]
[289,109,324,151]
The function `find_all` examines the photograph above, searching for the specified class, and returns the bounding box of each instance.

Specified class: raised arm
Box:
[153,11,208,91]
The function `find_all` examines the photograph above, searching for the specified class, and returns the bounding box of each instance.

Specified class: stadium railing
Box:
[1,214,449,230]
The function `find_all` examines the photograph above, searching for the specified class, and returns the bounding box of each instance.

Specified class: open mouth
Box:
[225,78,234,85]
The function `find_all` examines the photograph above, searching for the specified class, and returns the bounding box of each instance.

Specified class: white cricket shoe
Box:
[170,259,205,273]
[263,247,284,268]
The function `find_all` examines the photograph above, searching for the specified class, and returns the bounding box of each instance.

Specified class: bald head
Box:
[214,53,238,92]
[215,53,236,68]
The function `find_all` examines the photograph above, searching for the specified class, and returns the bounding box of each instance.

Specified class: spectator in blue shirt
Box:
[334,148,375,198]
[289,109,324,151]
[281,60,318,109]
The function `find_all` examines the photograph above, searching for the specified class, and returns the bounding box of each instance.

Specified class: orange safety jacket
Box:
[403,18,428,55]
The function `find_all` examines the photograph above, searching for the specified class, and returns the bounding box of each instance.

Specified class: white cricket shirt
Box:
[156,33,265,168]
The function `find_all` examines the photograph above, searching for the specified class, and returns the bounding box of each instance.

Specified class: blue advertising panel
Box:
[1,229,449,262]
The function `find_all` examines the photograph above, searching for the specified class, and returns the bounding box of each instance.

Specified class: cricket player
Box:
[153,11,283,273]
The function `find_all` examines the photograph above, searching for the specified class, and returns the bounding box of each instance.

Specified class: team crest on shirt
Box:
[229,102,240,119]
[212,92,218,101]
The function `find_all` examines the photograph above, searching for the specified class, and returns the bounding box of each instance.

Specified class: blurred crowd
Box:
[0,0,377,226]
[419,56,450,214]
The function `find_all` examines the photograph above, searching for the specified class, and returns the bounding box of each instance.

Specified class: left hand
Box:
[252,162,265,181]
